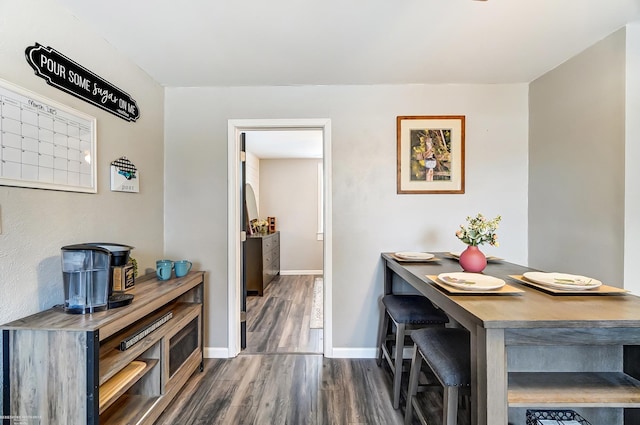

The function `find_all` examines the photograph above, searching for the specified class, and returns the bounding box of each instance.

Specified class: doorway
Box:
[227,119,333,358]
[243,130,323,354]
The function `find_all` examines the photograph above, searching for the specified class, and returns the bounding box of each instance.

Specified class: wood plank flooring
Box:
[153,354,470,425]
[154,355,406,425]
[154,274,469,425]
[244,274,322,354]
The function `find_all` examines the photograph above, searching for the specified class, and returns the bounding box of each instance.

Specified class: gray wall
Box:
[165,84,529,353]
[0,0,165,325]
[529,28,626,286]
[260,158,323,272]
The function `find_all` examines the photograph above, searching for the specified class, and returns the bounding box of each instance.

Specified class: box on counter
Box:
[112,263,135,292]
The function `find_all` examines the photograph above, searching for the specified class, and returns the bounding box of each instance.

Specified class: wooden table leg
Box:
[472,326,507,425]
[383,259,393,295]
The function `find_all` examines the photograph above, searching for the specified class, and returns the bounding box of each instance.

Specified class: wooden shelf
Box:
[100,394,161,424]
[508,372,640,407]
[99,359,158,414]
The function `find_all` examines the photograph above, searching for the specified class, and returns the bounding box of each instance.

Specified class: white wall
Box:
[0,0,165,326]
[529,28,626,286]
[260,158,323,272]
[165,84,529,352]
[625,23,640,295]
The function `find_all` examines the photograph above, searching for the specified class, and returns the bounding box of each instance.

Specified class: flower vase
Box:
[459,245,487,273]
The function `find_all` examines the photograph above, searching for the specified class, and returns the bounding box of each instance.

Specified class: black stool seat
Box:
[412,328,470,387]
[405,327,471,425]
[382,294,449,325]
[378,294,448,409]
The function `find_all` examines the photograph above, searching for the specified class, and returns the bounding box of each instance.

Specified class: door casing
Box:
[227,118,332,357]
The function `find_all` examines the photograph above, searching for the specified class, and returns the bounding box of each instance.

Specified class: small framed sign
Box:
[110,156,139,192]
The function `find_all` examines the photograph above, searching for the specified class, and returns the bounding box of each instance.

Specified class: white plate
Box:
[449,251,501,261]
[437,272,505,291]
[522,272,602,290]
[394,252,434,260]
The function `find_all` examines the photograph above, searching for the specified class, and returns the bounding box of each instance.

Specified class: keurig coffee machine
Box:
[62,242,135,312]
[86,243,135,308]
[61,244,111,314]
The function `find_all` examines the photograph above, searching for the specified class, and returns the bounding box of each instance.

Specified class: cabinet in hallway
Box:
[246,231,280,295]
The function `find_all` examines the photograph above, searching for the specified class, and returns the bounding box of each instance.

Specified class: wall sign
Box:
[110,156,139,193]
[0,78,97,193]
[25,43,140,122]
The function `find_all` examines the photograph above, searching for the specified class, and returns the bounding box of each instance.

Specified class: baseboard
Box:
[279,270,323,276]
[329,347,377,359]
[204,346,230,358]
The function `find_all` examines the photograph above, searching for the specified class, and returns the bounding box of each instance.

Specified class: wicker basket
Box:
[526,409,592,425]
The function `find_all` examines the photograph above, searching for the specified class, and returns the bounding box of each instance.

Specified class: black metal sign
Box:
[25,43,140,122]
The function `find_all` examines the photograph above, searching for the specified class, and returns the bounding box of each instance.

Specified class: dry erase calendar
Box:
[0,79,97,193]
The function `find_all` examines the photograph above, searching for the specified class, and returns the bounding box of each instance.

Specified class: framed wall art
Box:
[397,115,465,194]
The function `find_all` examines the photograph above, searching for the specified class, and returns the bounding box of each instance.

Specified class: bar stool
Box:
[404,327,471,425]
[377,294,449,409]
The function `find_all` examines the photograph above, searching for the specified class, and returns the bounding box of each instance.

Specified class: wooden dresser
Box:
[246,231,280,295]
[1,271,204,425]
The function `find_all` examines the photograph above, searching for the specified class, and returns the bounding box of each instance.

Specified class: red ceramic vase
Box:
[459,245,487,273]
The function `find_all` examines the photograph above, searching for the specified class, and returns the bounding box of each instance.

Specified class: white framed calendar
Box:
[0,78,97,193]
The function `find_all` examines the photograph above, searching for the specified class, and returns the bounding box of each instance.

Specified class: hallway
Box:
[244,274,323,354]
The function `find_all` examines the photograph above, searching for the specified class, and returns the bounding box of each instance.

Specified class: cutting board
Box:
[99,360,147,410]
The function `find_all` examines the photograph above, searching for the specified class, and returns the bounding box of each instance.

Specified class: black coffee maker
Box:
[86,243,135,308]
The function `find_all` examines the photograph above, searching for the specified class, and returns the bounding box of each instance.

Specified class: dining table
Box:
[381,252,640,425]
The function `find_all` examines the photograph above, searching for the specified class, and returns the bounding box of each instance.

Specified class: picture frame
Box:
[397,115,465,194]
[248,218,258,236]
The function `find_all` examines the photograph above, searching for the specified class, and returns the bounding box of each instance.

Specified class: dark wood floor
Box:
[244,274,323,354]
[153,354,470,425]
[154,275,469,425]
[154,355,407,425]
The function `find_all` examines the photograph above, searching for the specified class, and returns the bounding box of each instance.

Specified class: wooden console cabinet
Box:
[1,271,204,425]
[246,231,280,296]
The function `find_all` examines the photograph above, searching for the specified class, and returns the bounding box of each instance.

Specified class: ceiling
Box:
[55,0,640,87]
[52,0,640,158]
